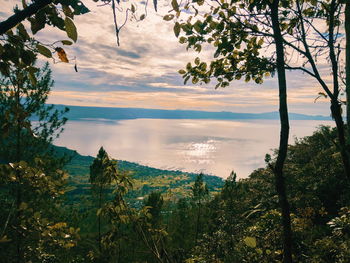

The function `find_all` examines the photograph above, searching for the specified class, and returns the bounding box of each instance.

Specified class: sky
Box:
[0,0,338,115]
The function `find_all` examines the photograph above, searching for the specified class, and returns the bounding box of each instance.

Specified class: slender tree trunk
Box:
[327,0,350,180]
[194,200,201,245]
[15,78,23,263]
[345,1,350,162]
[98,184,102,257]
[331,101,350,179]
[270,1,293,263]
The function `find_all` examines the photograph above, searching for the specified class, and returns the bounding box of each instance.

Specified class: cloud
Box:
[1,0,335,115]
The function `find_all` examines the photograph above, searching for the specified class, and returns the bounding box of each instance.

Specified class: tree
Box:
[89,146,119,260]
[191,173,209,245]
[345,0,350,155]
[169,0,293,261]
[144,192,164,227]
[278,0,350,180]
[0,55,76,262]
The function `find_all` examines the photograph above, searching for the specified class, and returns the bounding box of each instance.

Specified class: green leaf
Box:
[195,57,200,65]
[140,14,146,20]
[19,202,28,210]
[174,22,181,37]
[37,44,52,58]
[29,15,45,34]
[62,5,74,18]
[64,17,78,42]
[178,69,186,74]
[163,14,174,21]
[172,0,180,12]
[17,23,29,40]
[244,237,256,248]
[61,40,73,45]
[28,71,37,86]
[131,4,136,13]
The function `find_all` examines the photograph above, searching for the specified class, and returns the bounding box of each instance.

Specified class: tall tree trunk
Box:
[331,101,350,179]
[15,77,23,263]
[98,184,102,257]
[270,1,293,262]
[194,200,201,246]
[328,0,350,180]
[345,1,350,161]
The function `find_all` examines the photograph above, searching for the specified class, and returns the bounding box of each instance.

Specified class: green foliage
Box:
[0,0,89,75]
[0,61,77,262]
[191,173,209,202]
[144,192,164,227]
[167,0,280,88]
[185,127,350,263]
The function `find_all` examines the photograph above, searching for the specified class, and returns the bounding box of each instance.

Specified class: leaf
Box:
[64,17,78,42]
[244,237,256,248]
[174,22,180,37]
[140,14,146,21]
[0,235,11,243]
[195,57,200,65]
[318,92,327,98]
[62,5,74,18]
[55,47,69,63]
[178,69,186,74]
[314,92,328,103]
[37,44,52,58]
[171,0,179,12]
[19,202,28,210]
[28,71,37,85]
[61,40,73,45]
[34,212,41,219]
[131,4,136,13]
[29,15,45,34]
[163,14,174,21]
[153,0,157,11]
[17,23,29,40]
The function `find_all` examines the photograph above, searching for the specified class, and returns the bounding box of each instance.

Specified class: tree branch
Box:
[0,0,53,35]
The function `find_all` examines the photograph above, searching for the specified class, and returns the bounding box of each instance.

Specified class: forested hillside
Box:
[54,145,224,205]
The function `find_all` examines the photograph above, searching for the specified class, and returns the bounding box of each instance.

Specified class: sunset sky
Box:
[1,0,335,115]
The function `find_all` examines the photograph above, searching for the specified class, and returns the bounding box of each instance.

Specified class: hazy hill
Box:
[53,105,330,121]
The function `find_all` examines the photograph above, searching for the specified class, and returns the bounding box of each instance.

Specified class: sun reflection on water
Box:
[180,140,219,165]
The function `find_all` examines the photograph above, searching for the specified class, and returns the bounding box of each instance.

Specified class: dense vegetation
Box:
[3,116,350,262]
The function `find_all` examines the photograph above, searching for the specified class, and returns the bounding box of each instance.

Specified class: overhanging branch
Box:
[0,0,53,35]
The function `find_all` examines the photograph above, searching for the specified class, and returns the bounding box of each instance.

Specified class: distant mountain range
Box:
[54,104,330,121]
